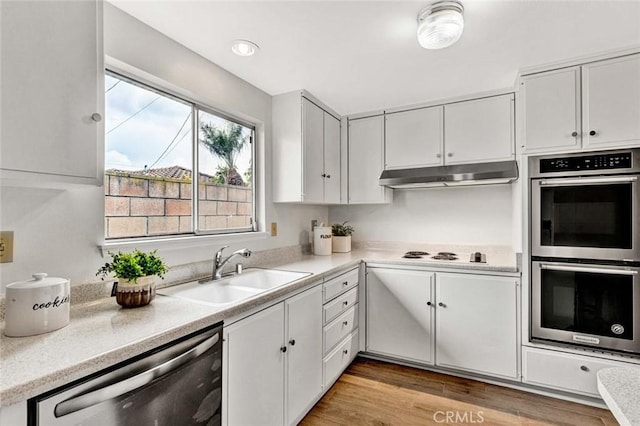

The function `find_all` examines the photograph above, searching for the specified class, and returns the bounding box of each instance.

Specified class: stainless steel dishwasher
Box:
[29,322,223,426]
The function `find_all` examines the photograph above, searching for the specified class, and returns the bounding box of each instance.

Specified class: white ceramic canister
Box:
[4,273,70,337]
[313,226,332,255]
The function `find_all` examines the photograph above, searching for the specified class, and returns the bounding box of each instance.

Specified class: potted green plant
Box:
[331,221,355,253]
[97,249,168,308]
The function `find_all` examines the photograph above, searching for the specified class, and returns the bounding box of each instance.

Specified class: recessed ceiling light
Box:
[417,1,464,50]
[231,39,259,57]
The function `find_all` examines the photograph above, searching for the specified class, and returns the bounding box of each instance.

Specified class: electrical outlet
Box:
[311,219,318,230]
[0,231,14,263]
[270,222,278,236]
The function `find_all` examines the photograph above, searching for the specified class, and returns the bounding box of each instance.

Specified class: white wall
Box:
[0,4,327,288]
[329,184,514,246]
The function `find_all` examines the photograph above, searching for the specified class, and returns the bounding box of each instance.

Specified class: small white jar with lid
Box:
[4,273,70,337]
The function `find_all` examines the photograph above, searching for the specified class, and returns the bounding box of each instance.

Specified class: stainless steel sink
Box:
[158,268,310,307]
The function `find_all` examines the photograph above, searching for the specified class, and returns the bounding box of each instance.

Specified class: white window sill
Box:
[99,232,269,257]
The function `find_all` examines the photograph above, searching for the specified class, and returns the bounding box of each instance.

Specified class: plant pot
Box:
[332,235,352,253]
[115,275,156,308]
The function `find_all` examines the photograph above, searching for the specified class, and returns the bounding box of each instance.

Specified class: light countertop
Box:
[0,246,518,406]
[597,367,640,426]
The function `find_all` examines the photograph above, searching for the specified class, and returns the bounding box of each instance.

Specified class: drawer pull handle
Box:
[580,365,589,372]
[343,321,349,326]
[280,346,287,353]
[343,349,349,355]
[438,302,446,308]
[426,301,432,306]
[343,281,349,286]
[343,301,349,306]
[289,339,296,346]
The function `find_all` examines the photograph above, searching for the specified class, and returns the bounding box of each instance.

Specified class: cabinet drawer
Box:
[324,287,358,324]
[523,347,632,397]
[324,268,358,302]
[324,304,358,355]
[324,330,359,388]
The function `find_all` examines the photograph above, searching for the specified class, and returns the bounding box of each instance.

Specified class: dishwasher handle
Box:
[54,331,220,418]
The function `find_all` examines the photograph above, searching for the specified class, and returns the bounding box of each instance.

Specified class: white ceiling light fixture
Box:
[231,39,259,57]
[417,1,464,50]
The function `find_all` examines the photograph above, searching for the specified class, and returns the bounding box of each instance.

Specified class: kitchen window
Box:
[104,71,255,240]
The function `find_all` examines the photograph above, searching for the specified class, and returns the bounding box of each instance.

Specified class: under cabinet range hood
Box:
[378,160,519,188]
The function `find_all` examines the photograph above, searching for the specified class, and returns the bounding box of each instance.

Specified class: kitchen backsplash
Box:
[0,244,311,320]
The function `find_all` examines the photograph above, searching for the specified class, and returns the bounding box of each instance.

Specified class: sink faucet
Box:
[212,246,252,280]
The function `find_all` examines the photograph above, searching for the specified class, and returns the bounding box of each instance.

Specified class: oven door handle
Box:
[54,332,219,418]
[538,176,638,186]
[539,264,638,276]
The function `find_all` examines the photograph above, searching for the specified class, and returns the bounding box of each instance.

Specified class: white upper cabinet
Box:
[348,116,392,204]
[521,67,581,154]
[273,91,342,204]
[582,54,640,150]
[444,94,515,164]
[0,0,104,186]
[385,106,443,169]
[302,99,325,203]
[323,112,342,204]
[521,53,640,153]
[382,93,515,171]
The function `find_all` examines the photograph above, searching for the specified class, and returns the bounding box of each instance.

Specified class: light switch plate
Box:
[0,231,14,263]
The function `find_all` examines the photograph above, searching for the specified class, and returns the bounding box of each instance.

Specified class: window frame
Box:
[104,69,258,242]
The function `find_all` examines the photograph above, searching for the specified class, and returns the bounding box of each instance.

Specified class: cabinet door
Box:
[521,67,581,153]
[385,106,443,169]
[436,273,518,379]
[0,0,103,185]
[444,94,514,164]
[348,116,390,204]
[286,286,323,425]
[226,303,285,426]
[302,98,325,203]
[323,112,341,204]
[582,54,640,150]
[366,268,434,364]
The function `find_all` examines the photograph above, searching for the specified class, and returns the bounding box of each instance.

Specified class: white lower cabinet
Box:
[224,285,323,426]
[286,287,324,425]
[366,268,435,364]
[523,347,633,398]
[365,266,520,380]
[436,273,519,379]
[324,330,359,387]
[225,303,285,426]
[322,268,360,387]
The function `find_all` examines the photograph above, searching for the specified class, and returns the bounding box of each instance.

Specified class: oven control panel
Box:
[540,152,632,173]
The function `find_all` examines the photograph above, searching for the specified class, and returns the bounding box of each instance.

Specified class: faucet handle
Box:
[216,245,230,261]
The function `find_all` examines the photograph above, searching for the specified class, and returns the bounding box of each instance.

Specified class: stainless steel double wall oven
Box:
[529,149,640,354]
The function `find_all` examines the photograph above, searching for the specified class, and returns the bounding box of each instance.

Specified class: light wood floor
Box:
[301,357,618,426]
